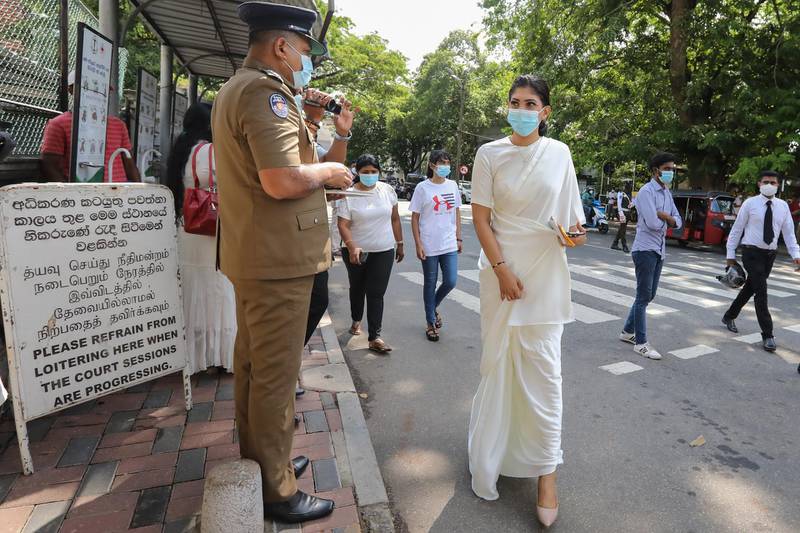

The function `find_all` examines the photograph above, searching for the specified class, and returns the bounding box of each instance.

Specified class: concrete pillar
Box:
[158,45,174,180]
[201,459,263,533]
[99,0,119,116]
[188,74,199,105]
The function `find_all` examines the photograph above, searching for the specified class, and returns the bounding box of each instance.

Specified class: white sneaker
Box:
[619,331,636,344]
[634,343,662,360]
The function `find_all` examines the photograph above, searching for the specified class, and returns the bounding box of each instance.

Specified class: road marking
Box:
[413,270,619,324]
[784,324,800,333]
[571,303,619,324]
[570,279,677,315]
[599,361,644,375]
[733,332,763,344]
[602,264,736,300]
[669,344,719,360]
[678,261,799,291]
[400,272,480,312]
[660,265,794,298]
[568,264,725,308]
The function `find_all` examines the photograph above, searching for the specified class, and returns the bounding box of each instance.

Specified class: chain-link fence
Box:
[0,0,127,160]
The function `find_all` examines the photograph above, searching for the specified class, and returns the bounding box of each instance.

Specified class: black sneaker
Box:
[610,243,621,250]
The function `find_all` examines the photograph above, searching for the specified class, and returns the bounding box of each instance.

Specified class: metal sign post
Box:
[0,183,192,474]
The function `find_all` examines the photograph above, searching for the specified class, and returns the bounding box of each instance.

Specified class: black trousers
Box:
[724,247,777,339]
[341,248,394,341]
[304,270,329,345]
[612,220,628,247]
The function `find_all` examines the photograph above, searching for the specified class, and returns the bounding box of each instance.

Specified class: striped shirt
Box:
[40,112,133,182]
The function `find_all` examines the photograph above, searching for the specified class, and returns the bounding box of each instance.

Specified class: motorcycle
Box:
[584,200,609,234]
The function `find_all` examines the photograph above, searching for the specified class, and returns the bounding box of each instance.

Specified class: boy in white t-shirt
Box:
[410,150,462,342]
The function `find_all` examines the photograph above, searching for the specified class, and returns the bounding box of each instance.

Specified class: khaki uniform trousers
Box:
[230,275,314,503]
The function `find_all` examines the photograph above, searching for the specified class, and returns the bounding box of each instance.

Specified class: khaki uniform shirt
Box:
[212,58,331,280]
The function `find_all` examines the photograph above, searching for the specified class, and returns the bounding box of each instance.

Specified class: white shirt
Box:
[726,194,800,260]
[409,178,462,256]
[182,142,214,189]
[336,181,397,253]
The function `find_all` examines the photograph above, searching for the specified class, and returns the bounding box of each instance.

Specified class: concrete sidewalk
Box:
[0,313,391,533]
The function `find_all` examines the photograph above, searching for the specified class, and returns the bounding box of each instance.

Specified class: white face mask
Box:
[760,183,778,197]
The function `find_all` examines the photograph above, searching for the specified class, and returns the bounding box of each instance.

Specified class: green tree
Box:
[482,0,800,190]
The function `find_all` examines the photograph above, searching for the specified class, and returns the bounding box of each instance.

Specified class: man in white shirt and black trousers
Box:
[721,170,800,352]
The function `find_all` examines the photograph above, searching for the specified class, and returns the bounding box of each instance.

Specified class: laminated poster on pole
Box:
[0,183,193,474]
[134,68,159,175]
[69,23,113,183]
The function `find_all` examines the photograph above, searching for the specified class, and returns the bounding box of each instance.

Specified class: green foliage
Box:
[481,0,800,190]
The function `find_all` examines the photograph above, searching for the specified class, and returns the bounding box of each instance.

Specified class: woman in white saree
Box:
[468,75,586,528]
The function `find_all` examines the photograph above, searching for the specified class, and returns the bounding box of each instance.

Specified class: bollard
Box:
[201,459,263,533]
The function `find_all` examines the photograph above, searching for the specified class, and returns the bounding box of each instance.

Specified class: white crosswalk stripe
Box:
[399,272,480,312]
[458,270,620,323]
[733,332,763,344]
[660,265,794,297]
[568,264,725,308]
[602,264,736,300]
[570,279,676,315]
[678,260,799,291]
[599,361,643,375]
[784,324,800,333]
[669,344,719,359]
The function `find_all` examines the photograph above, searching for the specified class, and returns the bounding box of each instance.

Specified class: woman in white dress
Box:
[467,75,586,528]
[166,103,236,374]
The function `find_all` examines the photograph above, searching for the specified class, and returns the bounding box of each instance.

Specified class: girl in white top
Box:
[467,75,586,528]
[166,103,236,374]
[337,154,404,354]
[409,150,463,342]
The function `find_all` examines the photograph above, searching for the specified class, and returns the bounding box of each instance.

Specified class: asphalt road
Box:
[327,201,800,533]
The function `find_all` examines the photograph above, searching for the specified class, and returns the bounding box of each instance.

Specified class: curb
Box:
[302,312,394,532]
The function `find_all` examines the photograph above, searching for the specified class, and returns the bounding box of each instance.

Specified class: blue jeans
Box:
[623,250,663,345]
[421,251,458,326]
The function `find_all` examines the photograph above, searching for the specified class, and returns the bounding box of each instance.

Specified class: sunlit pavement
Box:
[328,200,800,533]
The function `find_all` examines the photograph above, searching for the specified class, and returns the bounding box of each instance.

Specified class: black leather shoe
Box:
[763,337,777,352]
[295,387,305,397]
[294,414,300,427]
[292,455,309,478]
[610,243,621,250]
[264,491,334,523]
[622,245,630,253]
[721,317,738,333]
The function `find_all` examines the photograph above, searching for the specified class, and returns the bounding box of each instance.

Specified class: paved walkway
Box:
[0,322,371,532]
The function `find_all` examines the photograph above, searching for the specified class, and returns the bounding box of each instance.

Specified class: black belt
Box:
[741,244,776,254]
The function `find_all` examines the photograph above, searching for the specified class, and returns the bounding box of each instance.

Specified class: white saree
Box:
[467,136,585,501]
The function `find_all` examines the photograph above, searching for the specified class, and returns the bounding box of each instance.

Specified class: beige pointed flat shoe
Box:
[536,504,559,528]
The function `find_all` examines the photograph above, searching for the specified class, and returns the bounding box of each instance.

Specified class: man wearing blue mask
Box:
[618,152,682,360]
[212,1,353,524]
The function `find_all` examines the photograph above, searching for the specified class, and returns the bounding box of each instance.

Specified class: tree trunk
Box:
[668,0,692,128]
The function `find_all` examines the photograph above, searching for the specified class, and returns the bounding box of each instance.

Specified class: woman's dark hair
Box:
[508,74,550,136]
[166,103,212,216]
[426,149,451,179]
[355,153,381,172]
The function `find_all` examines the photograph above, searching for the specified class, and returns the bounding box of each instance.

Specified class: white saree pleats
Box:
[468,324,564,501]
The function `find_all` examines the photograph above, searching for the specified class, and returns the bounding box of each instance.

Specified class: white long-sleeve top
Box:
[726,194,800,260]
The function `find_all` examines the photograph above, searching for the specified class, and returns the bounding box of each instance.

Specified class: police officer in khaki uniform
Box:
[212,1,352,523]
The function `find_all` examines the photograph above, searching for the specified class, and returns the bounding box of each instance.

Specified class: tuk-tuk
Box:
[668,191,736,246]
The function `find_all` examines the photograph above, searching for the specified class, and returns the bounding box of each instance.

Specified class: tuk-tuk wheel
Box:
[678,240,689,247]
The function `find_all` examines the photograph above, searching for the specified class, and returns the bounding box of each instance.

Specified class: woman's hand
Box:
[495,264,524,301]
[416,244,426,261]
[395,243,405,263]
[348,246,364,265]
[568,223,588,247]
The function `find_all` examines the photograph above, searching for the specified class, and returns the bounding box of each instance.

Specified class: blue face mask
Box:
[435,165,451,178]
[660,170,674,184]
[507,108,541,136]
[284,43,314,89]
[359,173,379,187]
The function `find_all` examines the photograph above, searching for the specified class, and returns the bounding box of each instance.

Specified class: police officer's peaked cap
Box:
[238,1,327,56]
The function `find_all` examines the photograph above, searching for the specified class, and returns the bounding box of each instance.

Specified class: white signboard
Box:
[172,92,188,143]
[134,69,158,174]
[70,24,113,183]
[0,183,192,474]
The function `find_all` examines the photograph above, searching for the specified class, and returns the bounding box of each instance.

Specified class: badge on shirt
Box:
[269,93,289,118]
